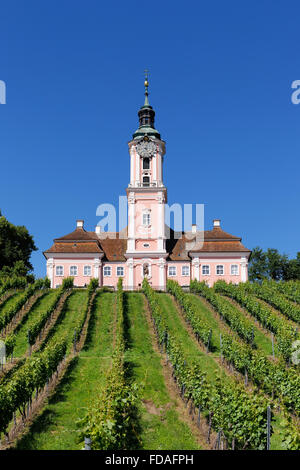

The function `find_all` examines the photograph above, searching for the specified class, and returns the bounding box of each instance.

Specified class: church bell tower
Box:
[125,73,168,288]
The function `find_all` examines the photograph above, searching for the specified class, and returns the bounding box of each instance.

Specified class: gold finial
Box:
[143,69,150,106]
[144,68,149,88]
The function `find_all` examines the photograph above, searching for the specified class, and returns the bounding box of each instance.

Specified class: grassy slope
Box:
[157,293,286,450]
[124,292,201,450]
[43,289,88,354]
[13,290,60,358]
[0,291,25,319]
[187,293,273,356]
[15,291,116,450]
[156,293,225,383]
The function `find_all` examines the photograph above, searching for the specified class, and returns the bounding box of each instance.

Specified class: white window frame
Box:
[70,265,78,276]
[56,265,64,276]
[117,266,124,277]
[83,265,92,276]
[143,175,150,186]
[230,264,239,276]
[216,265,224,276]
[182,265,190,276]
[142,211,151,227]
[103,266,112,277]
[143,157,150,170]
[168,266,177,277]
[202,265,210,275]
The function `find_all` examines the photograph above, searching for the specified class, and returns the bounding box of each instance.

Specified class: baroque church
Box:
[44,77,250,289]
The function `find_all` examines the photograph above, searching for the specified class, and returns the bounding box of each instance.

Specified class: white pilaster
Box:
[93,258,101,284]
[136,150,140,184]
[241,257,248,282]
[127,192,136,252]
[158,258,166,290]
[130,149,134,185]
[46,258,54,288]
[127,258,134,290]
[157,153,162,183]
[153,154,157,181]
[192,257,200,281]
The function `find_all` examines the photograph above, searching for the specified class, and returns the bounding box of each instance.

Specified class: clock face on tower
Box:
[136,140,156,158]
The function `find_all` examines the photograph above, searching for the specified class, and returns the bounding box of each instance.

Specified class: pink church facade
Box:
[44,79,251,289]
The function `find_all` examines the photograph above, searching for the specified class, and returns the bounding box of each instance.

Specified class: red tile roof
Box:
[44,225,250,260]
[167,227,250,260]
[54,227,99,242]
[44,242,103,254]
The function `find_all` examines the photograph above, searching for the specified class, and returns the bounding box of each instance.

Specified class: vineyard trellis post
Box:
[197,405,201,427]
[207,411,212,443]
[267,405,271,450]
[27,330,31,356]
[206,329,212,352]
[73,329,76,353]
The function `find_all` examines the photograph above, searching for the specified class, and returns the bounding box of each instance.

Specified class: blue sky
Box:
[0,0,299,278]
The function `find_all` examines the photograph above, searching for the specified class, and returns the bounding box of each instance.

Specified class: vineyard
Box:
[0,277,299,450]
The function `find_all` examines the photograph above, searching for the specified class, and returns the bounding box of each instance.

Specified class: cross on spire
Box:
[144,69,150,106]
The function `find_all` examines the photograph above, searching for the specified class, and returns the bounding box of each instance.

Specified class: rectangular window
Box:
[84,265,91,276]
[202,265,210,275]
[56,266,63,276]
[231,264,239,275]
[143,212,151,226]
[143,158,150,169]
[182,265,190,276]
[216,265,224,275]
[117,266,124,276]
[70,265,78,276]
[168,266,176,276]
[143,176,150,187]
[103,266,111,276]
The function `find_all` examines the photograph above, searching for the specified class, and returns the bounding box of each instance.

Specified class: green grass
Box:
[124,292,201,450]
[11,289,289,450]
[15,291,116,450]
[157,293,286,450]
[0,291,25,319]
[0,290,18,309]
[43,289,88,354]
[13,290,60,358]
[187,293,273,356]
[156,293,226,383]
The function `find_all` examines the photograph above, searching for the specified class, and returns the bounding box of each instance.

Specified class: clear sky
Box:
[0,0,299,278]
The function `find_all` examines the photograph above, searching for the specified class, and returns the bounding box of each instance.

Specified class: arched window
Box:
[143,158,150,169]
[143,176,150,187]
